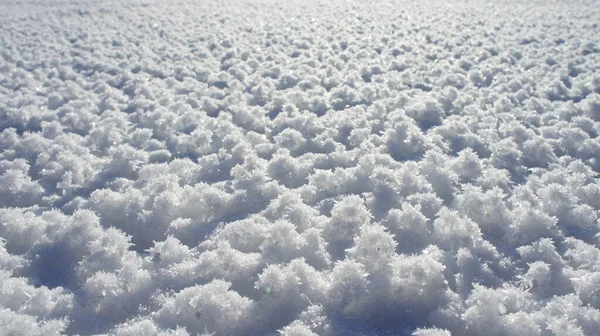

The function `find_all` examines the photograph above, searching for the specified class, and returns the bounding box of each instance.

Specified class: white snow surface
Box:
[1,0,600,335]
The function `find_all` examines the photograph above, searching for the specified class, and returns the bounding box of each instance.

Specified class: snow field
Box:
[1,0,600,335]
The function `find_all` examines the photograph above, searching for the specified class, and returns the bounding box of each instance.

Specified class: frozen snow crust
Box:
[1,0,600,334]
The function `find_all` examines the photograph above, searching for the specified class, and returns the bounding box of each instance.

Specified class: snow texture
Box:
[1,0,600,335]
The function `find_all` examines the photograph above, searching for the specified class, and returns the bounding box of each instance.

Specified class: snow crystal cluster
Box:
[1,0,600,335]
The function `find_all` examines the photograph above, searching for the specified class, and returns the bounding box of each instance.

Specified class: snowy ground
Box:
[1,0,600,335]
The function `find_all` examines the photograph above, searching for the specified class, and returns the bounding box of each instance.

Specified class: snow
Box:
[0,0,600,334]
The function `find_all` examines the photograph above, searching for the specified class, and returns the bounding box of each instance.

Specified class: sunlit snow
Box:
[1,0,600,335]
